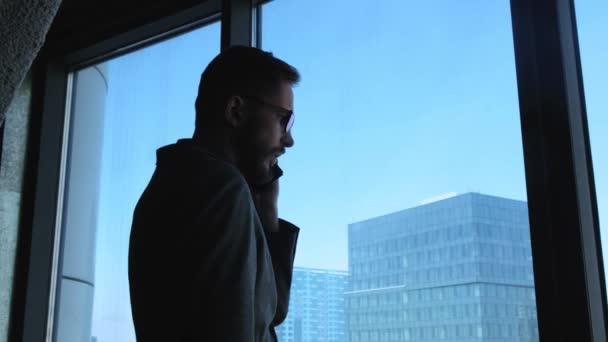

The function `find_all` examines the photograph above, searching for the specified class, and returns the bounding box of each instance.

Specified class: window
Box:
[52,23,220,342]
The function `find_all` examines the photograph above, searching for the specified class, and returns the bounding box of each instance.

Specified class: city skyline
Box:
[274,193,538,341]
[276,267,349,342]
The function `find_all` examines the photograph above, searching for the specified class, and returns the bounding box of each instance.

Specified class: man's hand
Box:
[252,179,280,232]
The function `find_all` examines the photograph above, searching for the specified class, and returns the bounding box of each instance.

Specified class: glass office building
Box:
[276,267,349,342]
[346,193,538,341]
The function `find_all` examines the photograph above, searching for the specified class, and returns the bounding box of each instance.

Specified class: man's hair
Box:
[194,46,300,131]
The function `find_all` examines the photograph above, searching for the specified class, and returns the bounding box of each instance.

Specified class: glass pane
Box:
[54,23,220,342]
[575,0,608,292]
[262,1,540,341]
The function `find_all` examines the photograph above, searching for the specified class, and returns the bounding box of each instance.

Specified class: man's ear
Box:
[224,95,247,128]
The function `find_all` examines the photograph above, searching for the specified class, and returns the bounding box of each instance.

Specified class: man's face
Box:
[237,81,295,185]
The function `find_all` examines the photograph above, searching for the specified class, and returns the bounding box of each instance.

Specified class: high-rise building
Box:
[346,193,538,342]
[276,267,349,342]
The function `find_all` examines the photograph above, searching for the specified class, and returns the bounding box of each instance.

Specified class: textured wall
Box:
[0,72,31,342]
[0,0,62,124]
[0,2,61,339]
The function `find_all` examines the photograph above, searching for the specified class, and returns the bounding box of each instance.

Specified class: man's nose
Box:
[282,130,294,148]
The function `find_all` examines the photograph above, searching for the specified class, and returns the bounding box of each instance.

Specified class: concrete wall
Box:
[0,73,32,342]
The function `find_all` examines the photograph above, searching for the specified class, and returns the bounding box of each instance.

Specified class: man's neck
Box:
[192,133,238,166]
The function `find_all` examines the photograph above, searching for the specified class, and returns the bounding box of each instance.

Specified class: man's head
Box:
[194,46,300,185]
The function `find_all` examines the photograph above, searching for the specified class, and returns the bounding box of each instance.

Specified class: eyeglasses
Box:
[244,96,295,133]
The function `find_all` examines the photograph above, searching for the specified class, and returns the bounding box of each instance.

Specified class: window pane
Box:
[53,23,220,342]
[262,1,540,341]
[575,0,608,293]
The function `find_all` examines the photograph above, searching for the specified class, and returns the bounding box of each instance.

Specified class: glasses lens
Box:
[286,113,295,132]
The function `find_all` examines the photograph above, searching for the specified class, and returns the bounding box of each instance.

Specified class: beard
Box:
[234,118,283,187]
[237,141,277,187]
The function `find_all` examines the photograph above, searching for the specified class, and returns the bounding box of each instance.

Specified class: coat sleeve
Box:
[265,219,300,326]
[182,176,260,342]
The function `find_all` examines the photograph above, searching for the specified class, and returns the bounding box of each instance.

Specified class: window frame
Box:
[510,0,608,340]
[13,0,263,341]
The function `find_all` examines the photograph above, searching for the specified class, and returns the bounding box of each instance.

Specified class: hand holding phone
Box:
[251,165,282,232]
[253,164,283,192]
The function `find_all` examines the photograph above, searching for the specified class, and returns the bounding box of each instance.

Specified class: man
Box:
[128,46,300,341]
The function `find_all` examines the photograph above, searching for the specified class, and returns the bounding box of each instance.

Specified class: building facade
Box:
[346,193,538,342]
[276,267,349,342]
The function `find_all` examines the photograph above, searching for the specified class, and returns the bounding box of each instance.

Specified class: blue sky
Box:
[88,0,606,340]
[262,0,526,271]
[577,0,608,271]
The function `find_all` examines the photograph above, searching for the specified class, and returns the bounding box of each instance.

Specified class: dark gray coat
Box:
[128,139,299,341]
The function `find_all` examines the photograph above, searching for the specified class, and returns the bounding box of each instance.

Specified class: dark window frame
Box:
[510,0,608,340]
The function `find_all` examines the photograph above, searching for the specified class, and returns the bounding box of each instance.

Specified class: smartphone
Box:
[253,164,283,192]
